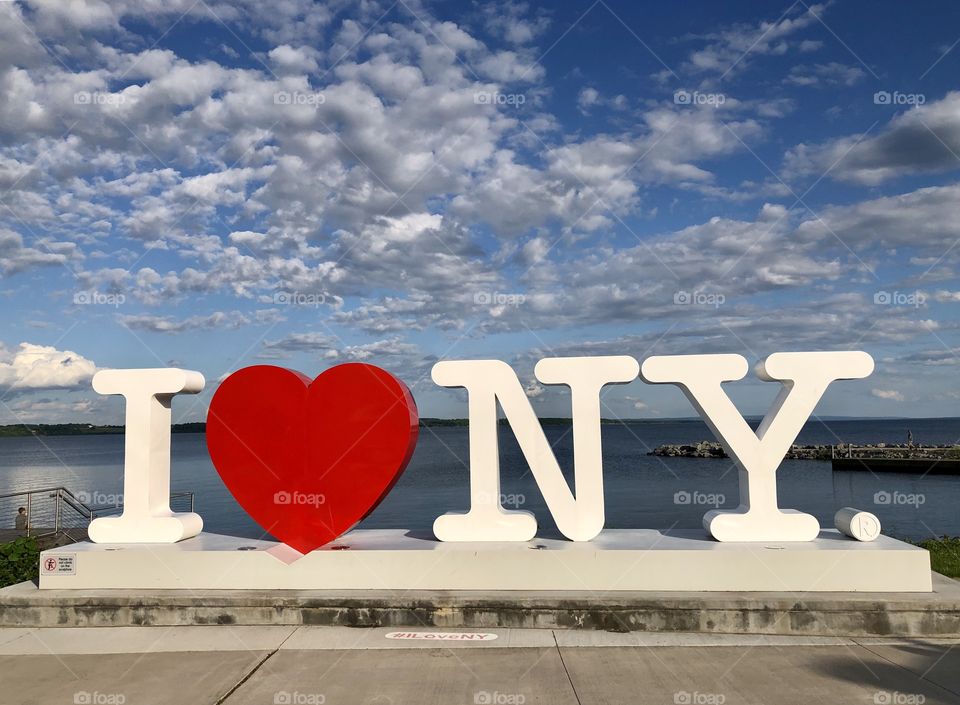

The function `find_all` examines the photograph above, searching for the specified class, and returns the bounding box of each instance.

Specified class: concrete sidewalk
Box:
[3,626,960,704]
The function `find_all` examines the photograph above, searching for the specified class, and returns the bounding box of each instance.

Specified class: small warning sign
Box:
[41,554,76,576]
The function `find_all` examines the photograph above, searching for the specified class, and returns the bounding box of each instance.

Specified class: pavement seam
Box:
[216,627,300,704]
[853,638,960,700]
[553,630,583,705]
[0,627,35,650]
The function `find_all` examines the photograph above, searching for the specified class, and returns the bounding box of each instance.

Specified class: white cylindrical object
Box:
[834,507,881,542]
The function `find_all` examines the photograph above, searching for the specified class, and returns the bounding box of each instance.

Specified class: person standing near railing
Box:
[14,506,27,534]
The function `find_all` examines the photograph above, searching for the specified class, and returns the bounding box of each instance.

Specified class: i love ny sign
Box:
[87,351,874,553]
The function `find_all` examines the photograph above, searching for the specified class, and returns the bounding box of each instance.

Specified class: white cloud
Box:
[258,334,430,381]
[678,4,827,77]
[901,349,960,366]
[4,397,96,422]
[118,310,283,333]
[481,1,550,45]
[795,182,960,257]
[784,62,865,87]
[871,389,905,402]
[0,229,77,275]
[784,92,960,184]
[524,381,544,398]
[0,343,97,391]
[577,87,599,113]
[267,45,321,74]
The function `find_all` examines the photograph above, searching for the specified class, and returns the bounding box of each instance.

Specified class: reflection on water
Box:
[0,417,957,541]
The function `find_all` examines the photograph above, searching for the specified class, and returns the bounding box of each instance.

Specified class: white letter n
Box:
[431,356,638,541]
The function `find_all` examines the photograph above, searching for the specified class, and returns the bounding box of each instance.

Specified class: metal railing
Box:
[0,486,194,542]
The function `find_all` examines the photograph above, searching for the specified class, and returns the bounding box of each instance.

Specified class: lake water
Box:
[1,418,958,541]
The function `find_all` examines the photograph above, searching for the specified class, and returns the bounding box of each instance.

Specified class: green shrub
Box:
[0,536,40,587]
[916,537,960,579]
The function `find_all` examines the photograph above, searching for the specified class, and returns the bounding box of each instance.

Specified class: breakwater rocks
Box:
[651,441,730,459]
[650,442,960,460]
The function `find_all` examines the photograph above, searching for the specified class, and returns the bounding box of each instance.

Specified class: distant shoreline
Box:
[0,416,953,438]
[0,419,587,436]
[0,423,207,437]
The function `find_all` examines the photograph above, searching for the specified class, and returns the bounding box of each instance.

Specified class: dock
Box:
[649,442,960,473]
[831,445,960,474]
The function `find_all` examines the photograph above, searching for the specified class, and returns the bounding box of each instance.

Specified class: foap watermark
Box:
[475,692,526,705]
[274,90,325,107]
[873,691,926,705]
[274,291,328,307]
[74,91,127,107]
[274,490,325,507]
[274,691,326,705]
[75,490,122,506]
[674,90,726,107]
[874,290,926,308]
[674,691,726,705]
[674,290,725,308]
[74,291,126,307]
[874,490,925,508]
[474,291,526,307]
[474,91,526,106]
[674,490,725,508]
[74,692,126,705]
[476,491,526,508]
[873,91,925,106]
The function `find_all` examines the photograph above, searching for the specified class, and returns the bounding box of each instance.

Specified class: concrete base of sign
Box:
[5,572,958,635]
[37,529,931,592]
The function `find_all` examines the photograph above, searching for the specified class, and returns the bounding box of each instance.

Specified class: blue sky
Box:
[2,0,960,423]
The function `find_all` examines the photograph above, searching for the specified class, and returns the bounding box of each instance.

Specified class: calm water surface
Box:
[1,418,958,540]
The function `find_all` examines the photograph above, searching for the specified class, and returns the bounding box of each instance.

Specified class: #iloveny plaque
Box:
[38,350,933,592]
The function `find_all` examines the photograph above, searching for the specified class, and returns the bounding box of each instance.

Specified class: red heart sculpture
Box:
[206,363,419,553]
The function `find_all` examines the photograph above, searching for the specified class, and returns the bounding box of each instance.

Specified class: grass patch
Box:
[0,536,39,587]
[916,537,960,579]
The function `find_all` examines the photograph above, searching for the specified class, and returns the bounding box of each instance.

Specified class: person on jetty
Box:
[14,507,27,533]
